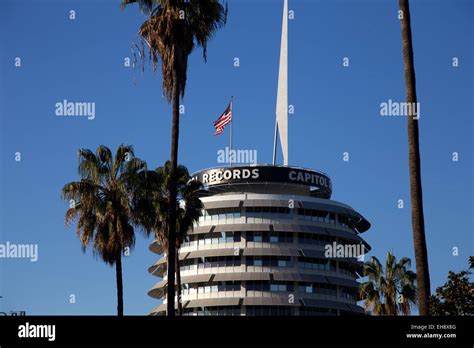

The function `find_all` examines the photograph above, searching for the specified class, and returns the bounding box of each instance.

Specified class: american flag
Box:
[213,101,232,135]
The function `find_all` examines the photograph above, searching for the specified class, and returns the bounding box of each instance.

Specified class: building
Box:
[147,165,371,315]
[147,0,371,316]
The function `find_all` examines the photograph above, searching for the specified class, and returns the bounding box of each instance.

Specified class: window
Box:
[311,209,318,222]
[298,233,306,244]
[300,307,337,316]
[270,207,278,218]
[254,207,262,223]
[218,258,226,267]
[330,260,337,272]
[339,215,349,228]
[247,281,267,291]
[218,281,241,292]
[278,207,291,219]
[217,212,225,221]
[224,256,239,267]
[222,232,231,243]
[180,259,195,271]
[219,232,227,243]
[247,256,290,267]
[206,208,218,221]
[246,207,255,218]
[246,306,292,316]
[248,231,289,243]
[329,213,336,225]
[270,232,278,243]
[198,235,205,246]
[269,282,290,292]
[341,287,356,300]
[298,282,308,293]
[297,233,335,246]
[198,257,233,268]
[324,213,330,223]
[320,283,337,296]
[339,261,354,276]
[262,207,271,220]
[298,256,336,271]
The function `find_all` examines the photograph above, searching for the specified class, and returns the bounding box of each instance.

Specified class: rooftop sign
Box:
[192,165,332,198]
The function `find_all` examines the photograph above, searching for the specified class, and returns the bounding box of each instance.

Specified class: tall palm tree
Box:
[121,0,227,316]
[134,162,203,315]
[359,252,417,315]
[398,0,431,315]
[61,145,147,316]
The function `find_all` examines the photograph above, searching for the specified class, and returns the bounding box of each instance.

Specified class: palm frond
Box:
[359,252,417,316]
[62,145,148,266]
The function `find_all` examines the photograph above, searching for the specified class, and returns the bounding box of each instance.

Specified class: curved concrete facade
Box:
[148,165,371,316]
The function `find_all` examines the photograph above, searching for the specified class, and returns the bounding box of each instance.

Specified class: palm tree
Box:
[174,169,203,315]
[398,0,431,315]
[121,0,227,316]
[158,162,203,315]
[359,252,417,315]
[134,162,203,315]
[61,145,147,316]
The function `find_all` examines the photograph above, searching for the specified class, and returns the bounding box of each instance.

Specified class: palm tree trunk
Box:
[176,249,183,315]
[166,66,180,317]
[115,251,124,316]
[399,0,431,315]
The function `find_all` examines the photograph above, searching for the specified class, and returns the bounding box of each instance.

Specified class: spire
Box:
[273,0,288,166]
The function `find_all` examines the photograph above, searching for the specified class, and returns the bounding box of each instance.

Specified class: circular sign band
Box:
[192,165,332,198]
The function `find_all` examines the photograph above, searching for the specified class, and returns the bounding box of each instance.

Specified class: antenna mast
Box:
[273,0,288,166]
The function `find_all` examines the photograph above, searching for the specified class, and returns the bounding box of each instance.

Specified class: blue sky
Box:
[0,0,472,315]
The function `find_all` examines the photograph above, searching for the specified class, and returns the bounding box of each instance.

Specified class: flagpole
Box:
[273,118,278,165]
[229,96,233,167]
